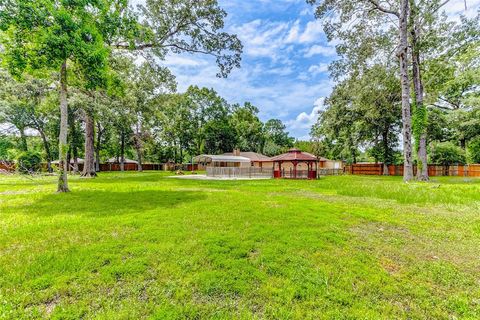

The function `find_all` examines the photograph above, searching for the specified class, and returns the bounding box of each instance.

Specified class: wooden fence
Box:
[0,161,15,172]
[1,162,198,173]
[345,164,480,177]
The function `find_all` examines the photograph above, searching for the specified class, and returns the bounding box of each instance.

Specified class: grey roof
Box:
[223,151,272,162]
[193,155,251,163]
[106,157,139,164]
[52,158,84,164]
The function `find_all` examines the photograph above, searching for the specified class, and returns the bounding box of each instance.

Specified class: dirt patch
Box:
[0,190,31,195]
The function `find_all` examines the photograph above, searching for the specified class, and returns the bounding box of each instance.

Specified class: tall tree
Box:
[307,0,415,180]
[311,65,402,170]
[263,119,294,156]
[0,0,130,191]
[231,102,264,152]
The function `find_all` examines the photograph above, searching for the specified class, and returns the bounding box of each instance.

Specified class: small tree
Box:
[16,151,42,174]
[429,142,466,165]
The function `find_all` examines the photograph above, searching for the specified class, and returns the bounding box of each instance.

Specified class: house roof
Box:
[106,157,138,164]
[193,155,251,163]
[222,151,272,162]
[271,148,318,162]
[52,158,84,164]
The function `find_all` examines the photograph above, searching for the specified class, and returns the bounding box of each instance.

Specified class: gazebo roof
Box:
[271,148,317,162]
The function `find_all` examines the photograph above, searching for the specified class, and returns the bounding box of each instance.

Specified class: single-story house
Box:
[193,154,251,168]
[222,150,273,168]
[106,157,138,164]
[52,158,85,164]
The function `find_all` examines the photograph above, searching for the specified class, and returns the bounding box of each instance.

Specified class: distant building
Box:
[222,149,273,168]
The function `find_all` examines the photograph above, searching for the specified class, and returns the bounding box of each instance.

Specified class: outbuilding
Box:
[271,148,318,179]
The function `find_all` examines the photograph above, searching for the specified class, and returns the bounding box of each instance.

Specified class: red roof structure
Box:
[271,148,318,179]
[270,148,317,162]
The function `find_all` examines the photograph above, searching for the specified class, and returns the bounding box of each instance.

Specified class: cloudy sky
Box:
[159,0,479,140]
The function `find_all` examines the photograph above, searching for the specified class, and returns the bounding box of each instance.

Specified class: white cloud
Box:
[283,19,326,44]
[285,20,301,43]
[231,19,291,60]
[163,55,208,67]
[285,98,325,135]
[308,63,329,75]
[298,20,325,43]
[304,44,336,57]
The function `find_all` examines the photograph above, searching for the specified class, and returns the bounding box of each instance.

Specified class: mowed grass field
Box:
[1,173,480,319]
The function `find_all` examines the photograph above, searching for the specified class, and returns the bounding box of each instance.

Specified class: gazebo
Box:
[271,148,318,179]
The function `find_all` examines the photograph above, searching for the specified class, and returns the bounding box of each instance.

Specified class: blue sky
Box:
[163,0,336,140]
[160,0,480,140]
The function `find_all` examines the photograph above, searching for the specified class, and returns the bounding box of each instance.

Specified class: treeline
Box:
[0,0,247,191]
[0,67,295,171]
[308,0,480,180]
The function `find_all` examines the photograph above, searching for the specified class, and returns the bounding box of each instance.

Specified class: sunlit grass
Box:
[1,172,479,319]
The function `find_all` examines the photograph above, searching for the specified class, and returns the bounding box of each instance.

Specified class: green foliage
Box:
[0,135,15,160]
[263,119,294,156]
[429,142,466,165]
[311,65,401,163]
[16,150,42,173]
[412,102,428,151]
[230,102,264,152]
[468,137,480,164]
[0,0,127,89]
[134,0,243,77]
[426,108,452,142]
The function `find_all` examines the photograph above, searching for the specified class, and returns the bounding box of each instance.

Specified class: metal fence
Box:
[318,168,344,176]
[206,167,273,178]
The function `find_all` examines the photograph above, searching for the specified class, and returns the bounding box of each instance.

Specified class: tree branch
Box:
[365,0,399,17]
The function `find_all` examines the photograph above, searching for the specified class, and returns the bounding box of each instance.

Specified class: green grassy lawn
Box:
[1,172,480,319]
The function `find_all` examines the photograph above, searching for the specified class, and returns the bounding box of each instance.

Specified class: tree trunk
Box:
[135,143,143,172]
[72,149,79,174]
[69,112,79,175]
[82,111,97,177]
[178,141,183,164]
[398,0,414,182]
[95,123,102,172]
[19,128,28,152]
[37,128,52,173]
[134,121,143,172]
[382,127,390,176]
[410,0,429,182]
[57,60,70,192]
[120,130,125,172]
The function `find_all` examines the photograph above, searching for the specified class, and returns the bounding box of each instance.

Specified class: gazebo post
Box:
[293,161,297,179]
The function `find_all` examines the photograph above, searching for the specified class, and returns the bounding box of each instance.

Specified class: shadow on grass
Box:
[6,190,207,217]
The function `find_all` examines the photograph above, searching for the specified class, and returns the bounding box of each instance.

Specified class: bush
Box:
[16,151,42,173]
[468,137,480,164]
[429,142,466,165]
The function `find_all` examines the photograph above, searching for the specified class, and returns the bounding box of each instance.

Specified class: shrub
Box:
[468,137,480,164]
[429,142,466,165]
[16,151,42,173]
